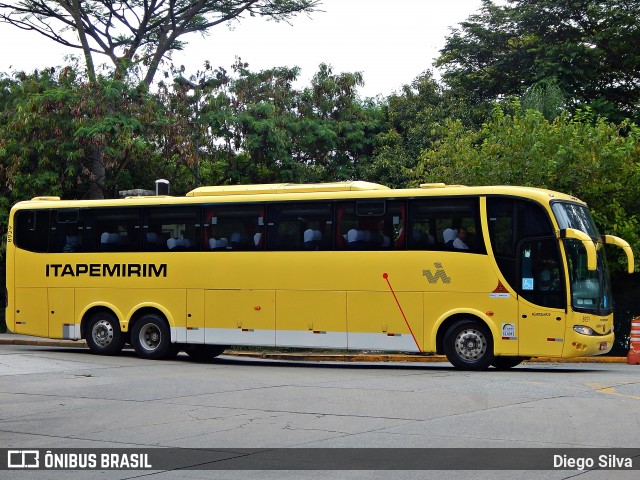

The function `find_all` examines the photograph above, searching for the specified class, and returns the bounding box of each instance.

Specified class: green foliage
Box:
[164,61,384,187]
[0,67,170,205]
[364,72,468,187]
[521,78,566,121]
[415,105,640,272]
[436,0,640,123]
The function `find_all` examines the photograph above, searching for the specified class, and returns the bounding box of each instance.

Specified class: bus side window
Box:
[408,198,484,253]
[144,206,201,251]
[267,202,332,251]
[14,209,50,253]
[84,208,142,252]
[336,201,404,250]
[50,209,84,253]
[205,205,264,251]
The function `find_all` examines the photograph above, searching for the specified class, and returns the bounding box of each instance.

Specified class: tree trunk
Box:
[87,145,105,199]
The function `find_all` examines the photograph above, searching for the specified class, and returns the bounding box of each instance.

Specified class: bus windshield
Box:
[552,202,612,314]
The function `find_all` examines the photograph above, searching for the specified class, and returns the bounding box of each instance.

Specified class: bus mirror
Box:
[602,235,635,274]
[559,228,597,271]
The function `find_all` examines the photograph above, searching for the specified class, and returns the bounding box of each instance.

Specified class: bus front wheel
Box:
[444,319,494,370]
[86,311,124,356]
[131,314,175,360]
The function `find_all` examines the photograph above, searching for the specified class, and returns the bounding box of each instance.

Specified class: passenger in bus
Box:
[443,228,457,248]
[453,227,470,250]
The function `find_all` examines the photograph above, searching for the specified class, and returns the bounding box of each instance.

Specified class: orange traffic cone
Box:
[628,317,640,365]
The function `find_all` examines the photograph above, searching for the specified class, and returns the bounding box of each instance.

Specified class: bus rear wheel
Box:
[184,345,227,362]
[86,311,124,356]
[131,314,175,360]
[444,319,494,370]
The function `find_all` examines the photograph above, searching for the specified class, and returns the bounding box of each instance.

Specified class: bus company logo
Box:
[45,263,167,278]
[422,263,451,284]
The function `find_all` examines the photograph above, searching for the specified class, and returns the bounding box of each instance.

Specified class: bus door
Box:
[517,237,567,357]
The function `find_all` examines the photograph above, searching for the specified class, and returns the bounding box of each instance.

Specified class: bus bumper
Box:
[563,330,614,358]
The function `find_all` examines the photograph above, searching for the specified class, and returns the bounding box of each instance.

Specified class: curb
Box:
[0,334,628,363]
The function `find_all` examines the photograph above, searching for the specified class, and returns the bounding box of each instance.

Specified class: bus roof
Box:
[14,182,585,209]
[186,181,390,196]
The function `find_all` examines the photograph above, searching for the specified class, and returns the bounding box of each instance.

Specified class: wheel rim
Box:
[138,323,162,352]
[91,320,114,347]
[454,328,488,361]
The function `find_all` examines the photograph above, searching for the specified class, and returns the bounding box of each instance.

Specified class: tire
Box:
[491,357,528,369]
[85,311,124,356]
[444,319,494,370]
[184,345,227,362]
[131,314,174,360]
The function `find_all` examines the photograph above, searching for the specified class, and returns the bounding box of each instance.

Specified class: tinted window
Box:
[14,209,50,253]
[50,209,84,253]
[519,238,565,309]
[85,208,142,252]
[336,201,405,250]
[408,198,485,253]
[267,203,333,250]
[204,205,264,251]
[487,198,555,292]
[144,207,201,251]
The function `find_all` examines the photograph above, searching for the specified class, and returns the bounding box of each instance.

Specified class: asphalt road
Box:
[1,343,639,480]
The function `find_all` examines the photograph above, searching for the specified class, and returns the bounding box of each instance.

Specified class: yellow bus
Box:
[5,181,634,369]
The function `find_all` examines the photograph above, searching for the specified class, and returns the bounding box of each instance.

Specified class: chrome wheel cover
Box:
[454,328,488,361]
[91,319,114,347]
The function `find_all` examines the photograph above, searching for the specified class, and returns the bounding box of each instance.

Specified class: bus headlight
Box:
[573,325,595,336]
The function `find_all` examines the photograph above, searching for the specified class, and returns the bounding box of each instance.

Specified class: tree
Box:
[436,0,640,122]
[0,1,319,198]
[0,1,319,86]
[0,67,170,202]
[364,71,462,187]
[295,63,382,181]
[162,61,383,186]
